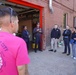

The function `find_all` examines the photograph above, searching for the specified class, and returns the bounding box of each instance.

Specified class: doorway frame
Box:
[8,0,43,28]
[8,0,44,50]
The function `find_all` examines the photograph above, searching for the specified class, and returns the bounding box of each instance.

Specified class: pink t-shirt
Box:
[0,32,30,75]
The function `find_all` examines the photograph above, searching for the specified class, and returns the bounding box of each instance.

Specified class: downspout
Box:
[49,0,54,13]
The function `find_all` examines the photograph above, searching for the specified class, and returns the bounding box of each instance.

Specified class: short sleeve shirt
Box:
[0,32,30,75]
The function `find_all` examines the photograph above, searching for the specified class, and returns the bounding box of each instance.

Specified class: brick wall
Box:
[23,0,76,49]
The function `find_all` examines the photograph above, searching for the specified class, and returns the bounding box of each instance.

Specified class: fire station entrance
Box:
[0,0,43,50]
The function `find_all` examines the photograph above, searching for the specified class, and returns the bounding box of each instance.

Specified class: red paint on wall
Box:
[8,0,43,28]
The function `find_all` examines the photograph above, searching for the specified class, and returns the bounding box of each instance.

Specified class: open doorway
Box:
[0,0,41,50]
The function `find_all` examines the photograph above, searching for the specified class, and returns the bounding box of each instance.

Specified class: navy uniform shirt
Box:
[63,29,71,40]
[22,30,29,42]
[33,27,42,38]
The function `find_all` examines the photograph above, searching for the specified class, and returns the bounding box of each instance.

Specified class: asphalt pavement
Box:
[28,46,76,75]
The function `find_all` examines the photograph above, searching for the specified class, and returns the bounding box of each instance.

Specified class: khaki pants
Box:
[51,38,58,50]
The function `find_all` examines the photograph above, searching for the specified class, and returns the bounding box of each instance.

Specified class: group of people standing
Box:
[22,22,42,53]
[22,24,76,59]
[49,24,76,60]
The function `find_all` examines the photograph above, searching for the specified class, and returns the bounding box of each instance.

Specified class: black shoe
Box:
[54,50,56,52]
[35,50,37,53]
[62,52,66,54]
[35,51,37,53]
[49,49,53,51]
[67,54,70,56]
[39,49,42,51]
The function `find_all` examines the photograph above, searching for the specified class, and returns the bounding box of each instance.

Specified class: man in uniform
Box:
[33,22,42,53]
[22,26,30,49]
[62,25,71,55]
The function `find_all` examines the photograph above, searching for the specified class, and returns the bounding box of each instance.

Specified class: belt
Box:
[64,36,68,38]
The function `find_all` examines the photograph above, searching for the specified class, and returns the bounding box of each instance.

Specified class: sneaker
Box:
[73,57,76,60]
[62,52,66,54]
[67,54,70,56]
[49,49,53,51]
[71,56,75,58]
[54,50,56,52]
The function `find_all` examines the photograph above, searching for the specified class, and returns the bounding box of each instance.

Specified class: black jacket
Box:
[63,29,71,40]
[22,30,29,42]
[71,32,76,43]
[51,28,61,39]
[71,31,75,39]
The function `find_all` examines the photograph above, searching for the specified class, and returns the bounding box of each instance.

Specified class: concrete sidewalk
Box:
[28,46,76,75]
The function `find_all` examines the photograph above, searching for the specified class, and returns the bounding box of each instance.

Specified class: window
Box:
[63,13,68,28]
[73,17,76,27]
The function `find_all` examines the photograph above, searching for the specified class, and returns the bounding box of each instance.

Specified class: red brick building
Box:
[6,0,76,49]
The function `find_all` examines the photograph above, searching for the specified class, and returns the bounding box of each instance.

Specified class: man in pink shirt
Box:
[0,7,30,75]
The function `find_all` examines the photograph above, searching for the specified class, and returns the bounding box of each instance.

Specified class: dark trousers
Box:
[24,39,29,50]
[35,37,41,52]
[26,41,29,50]
[63,38,70,54]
